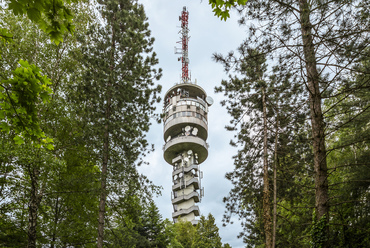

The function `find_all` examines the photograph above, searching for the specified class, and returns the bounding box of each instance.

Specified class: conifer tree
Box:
[215,46,312,246]
[73,0,161,246]
[216,0,369,246]
[192,214,223,248]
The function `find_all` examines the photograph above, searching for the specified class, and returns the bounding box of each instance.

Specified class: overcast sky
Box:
[137,1,246,247]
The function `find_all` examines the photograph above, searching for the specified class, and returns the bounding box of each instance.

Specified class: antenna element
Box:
[175,6,190,83]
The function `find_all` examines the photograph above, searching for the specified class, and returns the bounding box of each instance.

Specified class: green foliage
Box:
[0,28,13,49]
[0,214,27,247]
[192,214,223,248]
[215,44,312,247]
[105,193,170,247]
[0,59,53,147]
[215,0,370,246]
[209,0,248,21]
[310,212,327,248]
[173,220,197,248]
[168,215,228,248]
[5,0,78,44]
[323,51,370,247]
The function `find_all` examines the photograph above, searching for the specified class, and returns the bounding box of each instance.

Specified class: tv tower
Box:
[163,6,213,225]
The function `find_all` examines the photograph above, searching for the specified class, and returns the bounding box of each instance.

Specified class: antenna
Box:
[175,6,190,83]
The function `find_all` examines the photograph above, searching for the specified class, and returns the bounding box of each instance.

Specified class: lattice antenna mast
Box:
[175,6,190,83]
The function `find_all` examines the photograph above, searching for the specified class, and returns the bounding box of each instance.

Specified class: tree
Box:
[3,0,79,44]
[0,0,81,144]
[215,44,315,246]
[208,0,248,20]
[216,1,369,246]
[192,214,223,248]
[0,4,99,247]
[173,219,197,248]
[106,192,170,248]
[72,0,161,246]
[323,52,370,247]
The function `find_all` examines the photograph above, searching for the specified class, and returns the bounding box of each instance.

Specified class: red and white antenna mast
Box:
[176,6,190,83]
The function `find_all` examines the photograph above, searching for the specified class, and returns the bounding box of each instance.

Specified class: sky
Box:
[137,1,246,247]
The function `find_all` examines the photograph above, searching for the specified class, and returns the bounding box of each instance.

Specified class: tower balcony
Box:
[172,191,200,205]
[172,164,199,177]
[172,177,200,191]
[172,205,200,218]
[164,115,208,141]
[164,136,208,165]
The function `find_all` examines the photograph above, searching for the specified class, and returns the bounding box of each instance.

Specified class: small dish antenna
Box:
[192,127,198,136]
[206,96,214,106]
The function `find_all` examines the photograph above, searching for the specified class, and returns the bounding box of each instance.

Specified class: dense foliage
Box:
[215,0,370,247]
[0,1,168,247]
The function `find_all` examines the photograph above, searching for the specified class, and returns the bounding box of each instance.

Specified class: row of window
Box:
[164,111,207,125]
[164,97,207,113]
[177,99,206,111]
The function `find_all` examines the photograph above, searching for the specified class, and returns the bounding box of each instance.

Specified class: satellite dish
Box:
[185,131,190,136]
[166,136,171,142]
[185,126,191,132]
[179,173,183,178]
[206,96,214,106]
[174,175,178,180]
[192,128,198,136]
[184,157,189,162]
[187,150,193,155]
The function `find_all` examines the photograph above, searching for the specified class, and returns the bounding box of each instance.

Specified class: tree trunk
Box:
[51,196,60,248]
[272,108,279,248]
[299,0,329,245]
[97,93,111,248]
[97,19,115,248]
[262,87,272,248]
[27,166,42,248]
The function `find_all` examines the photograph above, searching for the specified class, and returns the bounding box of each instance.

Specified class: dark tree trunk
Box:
[97,92,111,248]
[272,108,279,248]
[299,0,329,246]
[97,20,115,248]
[27,166,42,248]
[262,87,272,248]
[51,196,60,248]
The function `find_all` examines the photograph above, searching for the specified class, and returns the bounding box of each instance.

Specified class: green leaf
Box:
[0,122,10,133]
[40,91,50,103]
[216,0,224,6]
[45,143,54,150]
[0,28,14,44]
[14,135,25,145]
[8,1,24,15]
[27,8,41,22]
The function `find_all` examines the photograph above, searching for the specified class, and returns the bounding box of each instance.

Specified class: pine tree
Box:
[72,0,161,246]
[192,214,223,248]
[216,0,369,246]
[215,46,313,246]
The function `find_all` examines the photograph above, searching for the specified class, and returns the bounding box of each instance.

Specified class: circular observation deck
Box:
[163,135,208,165]
[163,82,211,165]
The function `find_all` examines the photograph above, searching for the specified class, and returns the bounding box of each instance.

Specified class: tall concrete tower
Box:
[163,6,213,225]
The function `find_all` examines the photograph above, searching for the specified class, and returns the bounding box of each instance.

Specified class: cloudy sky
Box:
[137,1,246,247]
